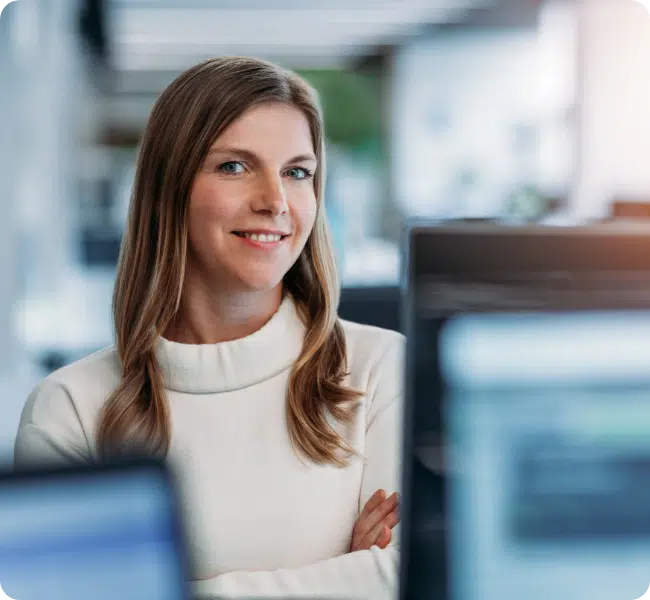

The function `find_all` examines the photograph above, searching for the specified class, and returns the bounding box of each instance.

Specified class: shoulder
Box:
[338,319,405,414]
[49,346,121,392]
[15,346,121,468]
[20,346,121,431]
[339,318,405,376]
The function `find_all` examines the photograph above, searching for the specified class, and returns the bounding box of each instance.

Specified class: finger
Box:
[358,492,399,538]
[363,509,399,552]
[359,520,390,551]
[356,492,398,539]
[359,489,386,522]
[351,490,385,548]
[384,506,400,531]
[375,525,392,549]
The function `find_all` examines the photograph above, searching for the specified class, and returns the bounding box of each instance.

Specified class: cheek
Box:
[294,194,318,237]
[189,180,239,224]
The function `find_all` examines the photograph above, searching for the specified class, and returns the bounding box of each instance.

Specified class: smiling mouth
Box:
[232,231,289,243]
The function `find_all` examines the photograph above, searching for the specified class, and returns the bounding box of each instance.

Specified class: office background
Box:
[0,0,647,465]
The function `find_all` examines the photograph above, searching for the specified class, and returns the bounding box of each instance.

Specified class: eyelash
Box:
[216,161,314,180]
[287,166,314,180]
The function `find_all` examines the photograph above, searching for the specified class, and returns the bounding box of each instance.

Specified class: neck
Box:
[164,280,284,345]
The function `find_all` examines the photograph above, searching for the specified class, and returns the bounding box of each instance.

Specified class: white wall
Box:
[391,29,543,219]
[574,0,650,218]
[390,1,588,222]
[0,1,31,468]
[0,0,90,466]
[0,2,20,372]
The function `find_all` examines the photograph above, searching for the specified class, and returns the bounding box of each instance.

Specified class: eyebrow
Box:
[206,147,318,164]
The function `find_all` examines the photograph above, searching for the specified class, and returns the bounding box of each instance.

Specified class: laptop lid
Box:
[0,459,190,600]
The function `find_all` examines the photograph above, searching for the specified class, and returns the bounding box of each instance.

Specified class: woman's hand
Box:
[350,489,400,552]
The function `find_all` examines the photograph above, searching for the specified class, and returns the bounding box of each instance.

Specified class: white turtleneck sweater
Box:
[13,295,404,600]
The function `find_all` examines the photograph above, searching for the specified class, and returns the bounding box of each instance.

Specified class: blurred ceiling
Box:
[107,0,498,73]
[101,0,521,137]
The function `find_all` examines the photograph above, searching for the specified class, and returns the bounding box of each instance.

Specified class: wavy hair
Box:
[97,57,362,466]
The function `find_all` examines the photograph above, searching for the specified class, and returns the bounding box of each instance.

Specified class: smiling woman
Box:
[178,103,319,306]
[13,57,404,600]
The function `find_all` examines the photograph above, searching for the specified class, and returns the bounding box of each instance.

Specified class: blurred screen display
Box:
[0,466,186,600]
[415,312,650,600]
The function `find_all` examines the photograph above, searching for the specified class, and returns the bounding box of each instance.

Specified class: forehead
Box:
[212,102,315,156]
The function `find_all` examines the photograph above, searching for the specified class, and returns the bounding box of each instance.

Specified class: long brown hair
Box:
[97,57,362,466]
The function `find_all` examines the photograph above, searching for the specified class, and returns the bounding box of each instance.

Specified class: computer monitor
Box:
[400,222,650,600]
[0,459,190,600]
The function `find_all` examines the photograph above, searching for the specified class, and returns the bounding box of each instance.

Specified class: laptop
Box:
[0,459,190,600]
[400,222,650,600]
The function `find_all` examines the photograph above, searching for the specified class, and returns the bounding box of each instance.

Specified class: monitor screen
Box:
[0,461,188,600]
[440,311,650,600]
[401,224,650,600]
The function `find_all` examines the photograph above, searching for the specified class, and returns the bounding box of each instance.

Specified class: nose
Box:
[252,173,288,216]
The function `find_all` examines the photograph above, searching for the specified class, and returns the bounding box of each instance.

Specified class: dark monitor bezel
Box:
[399,220,650,600]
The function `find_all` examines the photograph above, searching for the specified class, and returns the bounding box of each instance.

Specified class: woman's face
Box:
[187,102,318,293]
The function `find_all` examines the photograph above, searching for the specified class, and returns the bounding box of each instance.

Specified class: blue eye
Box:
[286,167,313,180]
[217,161,245,175]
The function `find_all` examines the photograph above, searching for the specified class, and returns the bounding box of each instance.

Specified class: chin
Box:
[235,271,286,293]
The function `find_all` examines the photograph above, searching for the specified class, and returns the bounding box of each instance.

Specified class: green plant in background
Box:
[298,67,404,253]
[297,69,384,158]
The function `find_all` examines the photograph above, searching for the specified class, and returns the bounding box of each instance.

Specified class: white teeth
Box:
[242,232,282,243]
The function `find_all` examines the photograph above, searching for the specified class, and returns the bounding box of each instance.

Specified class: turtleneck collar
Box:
[155,294,306,394]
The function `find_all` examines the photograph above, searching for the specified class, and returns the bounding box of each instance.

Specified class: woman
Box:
[14,57,404,599]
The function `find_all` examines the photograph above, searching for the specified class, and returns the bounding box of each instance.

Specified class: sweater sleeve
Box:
[192,334,405,600]
[14,379,93,470]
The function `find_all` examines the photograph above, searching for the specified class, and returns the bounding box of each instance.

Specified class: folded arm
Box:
[193,545,398,599]
[194,336,405,600]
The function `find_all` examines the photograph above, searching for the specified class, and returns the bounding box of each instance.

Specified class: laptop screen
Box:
[401,224,650,600]
[0,461,188,600]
